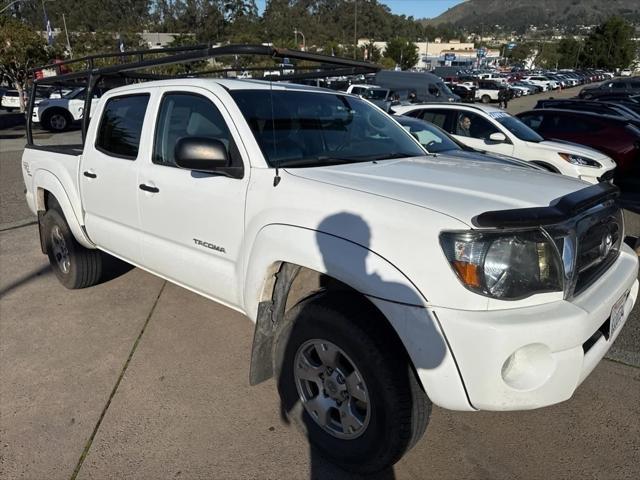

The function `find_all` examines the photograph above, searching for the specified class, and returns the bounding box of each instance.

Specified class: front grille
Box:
[573,208,623,295]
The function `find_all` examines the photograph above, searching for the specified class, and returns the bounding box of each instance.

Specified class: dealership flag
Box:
[44,8,53,45]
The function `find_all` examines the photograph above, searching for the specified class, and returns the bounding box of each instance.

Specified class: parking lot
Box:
[1,87,639,479]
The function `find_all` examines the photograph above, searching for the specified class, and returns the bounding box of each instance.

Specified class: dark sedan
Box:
[516,108,640,192]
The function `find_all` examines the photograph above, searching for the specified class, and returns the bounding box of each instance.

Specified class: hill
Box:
[426,0,640,31]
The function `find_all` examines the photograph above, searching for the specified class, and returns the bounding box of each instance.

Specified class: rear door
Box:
[136,86,249,308]
[80,92,151,263]
[448,111,515,156]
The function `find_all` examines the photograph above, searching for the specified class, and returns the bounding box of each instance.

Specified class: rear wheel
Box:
[41,208,103,289]
[275,292,430,474]
[481,94,491,104]
[43,109,71,132]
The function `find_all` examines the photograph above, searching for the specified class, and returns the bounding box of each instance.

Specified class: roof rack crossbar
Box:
[31,44,381,86]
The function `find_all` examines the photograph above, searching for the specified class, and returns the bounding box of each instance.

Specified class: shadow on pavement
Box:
[0,264,51,298]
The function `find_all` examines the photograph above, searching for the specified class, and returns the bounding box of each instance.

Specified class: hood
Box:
[444,149,541,170]
[533,140,616,166]
[286,155,587,227]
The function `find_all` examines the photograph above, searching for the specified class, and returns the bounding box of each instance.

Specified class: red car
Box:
[516,109,640,194]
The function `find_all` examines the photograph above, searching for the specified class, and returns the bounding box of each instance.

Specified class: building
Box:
[359,38,499,70]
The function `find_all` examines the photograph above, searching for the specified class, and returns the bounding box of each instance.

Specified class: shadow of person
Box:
[277,212,447,479]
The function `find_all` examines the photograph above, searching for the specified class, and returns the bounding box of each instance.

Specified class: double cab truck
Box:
[21,48,639,474]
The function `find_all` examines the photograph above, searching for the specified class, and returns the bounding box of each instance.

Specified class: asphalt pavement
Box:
[1,92,639,480]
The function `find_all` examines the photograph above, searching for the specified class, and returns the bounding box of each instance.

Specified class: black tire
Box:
[42,109,71,132]
[275,291,430,474]
[41,208,103,289]
[481,94,491,104]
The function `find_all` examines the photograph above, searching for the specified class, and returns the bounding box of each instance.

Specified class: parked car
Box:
[394,115,542,171]
[446,83,476,102]
[620,69,633,77]
[1,90,22,111]
[345,84,394,111]
[33,87,103,131]
[522,75,559,91]
[516,109,640,191]
[535,99,640,124]
[392,103,616,183]
[375,70,460,103]
[579,78,640,99]
[23,74,638,474]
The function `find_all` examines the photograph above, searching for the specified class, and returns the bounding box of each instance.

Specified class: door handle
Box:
[139,184,159,193]
[83,171,97,179]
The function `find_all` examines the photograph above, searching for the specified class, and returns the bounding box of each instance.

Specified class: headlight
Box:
[558,152,601,168]
[439,230,563,299]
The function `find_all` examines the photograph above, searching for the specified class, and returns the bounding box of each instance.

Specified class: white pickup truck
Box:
[22,78,639,473]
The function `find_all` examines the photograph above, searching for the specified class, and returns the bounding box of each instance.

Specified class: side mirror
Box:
[489,132,507,143]
[175,137,230,172]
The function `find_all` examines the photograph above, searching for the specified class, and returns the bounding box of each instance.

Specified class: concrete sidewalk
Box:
[1,224,639,480]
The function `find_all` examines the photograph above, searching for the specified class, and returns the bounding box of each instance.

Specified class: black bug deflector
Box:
[473,182,620,228]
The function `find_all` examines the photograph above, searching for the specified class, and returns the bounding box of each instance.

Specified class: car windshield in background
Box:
[363,89,388,100]
[395,117,461,153]
[63,88,85,99]
[230,90,425,168]
[495,115,544,142]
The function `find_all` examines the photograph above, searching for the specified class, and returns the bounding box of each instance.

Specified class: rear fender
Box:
[33,170,94,249]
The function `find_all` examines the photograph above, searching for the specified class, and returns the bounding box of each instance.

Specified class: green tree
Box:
[0,18,52,112]
[359,41,381,62]
[581,17,635,69]
[556,38,582,69]
[383,38,418,70]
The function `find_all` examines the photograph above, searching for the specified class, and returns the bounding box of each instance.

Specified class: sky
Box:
[255,1,466,20]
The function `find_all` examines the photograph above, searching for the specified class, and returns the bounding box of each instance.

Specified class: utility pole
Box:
[353,0,358,59]
[63,13,72,58]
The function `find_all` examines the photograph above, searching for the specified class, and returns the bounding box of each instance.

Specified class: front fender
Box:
[243,223,425,321]
[32,169,94,249]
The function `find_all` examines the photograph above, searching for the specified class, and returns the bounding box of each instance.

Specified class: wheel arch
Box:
[34,171,94,249]
[244,225,432,387]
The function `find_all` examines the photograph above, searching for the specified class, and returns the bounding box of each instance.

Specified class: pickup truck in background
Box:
[22,76,639,474]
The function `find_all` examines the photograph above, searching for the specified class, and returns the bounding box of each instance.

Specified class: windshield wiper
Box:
[370,152,425,161]
[276,156,365,168]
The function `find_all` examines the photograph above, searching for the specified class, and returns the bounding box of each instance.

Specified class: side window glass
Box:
[96,94,150,159]
[612,83,626,89]
[420,110,448,129]
[153,93,237,167]
[455,112,498,139]
[519,113,544,130]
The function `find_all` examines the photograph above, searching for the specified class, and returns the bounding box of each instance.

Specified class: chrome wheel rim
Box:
[294,339,370,440]
[50,225,71,274]
[50,114,66,130]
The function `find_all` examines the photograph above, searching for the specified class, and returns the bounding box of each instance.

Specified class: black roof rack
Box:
[27,44,381,145]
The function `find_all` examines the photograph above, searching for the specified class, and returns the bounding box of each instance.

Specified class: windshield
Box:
[495,115,544,143]
[63,88,85,99]
[396,117,461,153]
[230,90,425,167]
[363,89,388,100]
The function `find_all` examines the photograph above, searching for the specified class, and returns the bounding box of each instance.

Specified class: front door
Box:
[449,111,515,156]
[136,87,249,308]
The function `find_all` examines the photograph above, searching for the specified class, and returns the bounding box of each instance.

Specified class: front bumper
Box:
[433,244,639,411]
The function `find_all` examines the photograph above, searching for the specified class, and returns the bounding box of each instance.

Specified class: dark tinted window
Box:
[518,113,545,130]
[454,111,499,139]
[153,93,237,167]
[96,94,149,159]
[544,114,601,133]
[418,110,448,129]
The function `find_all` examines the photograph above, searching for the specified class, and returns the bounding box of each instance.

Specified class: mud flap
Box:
[249,263,300,386]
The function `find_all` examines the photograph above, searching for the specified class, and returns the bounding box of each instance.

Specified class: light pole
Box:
[293,28,305,51]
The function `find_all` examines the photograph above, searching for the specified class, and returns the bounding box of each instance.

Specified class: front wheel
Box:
[481,94,491,103]
[275,292,430,474]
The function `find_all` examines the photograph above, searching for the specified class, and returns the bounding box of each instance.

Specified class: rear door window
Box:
[95,94,150,159]
[416,109,449,129]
